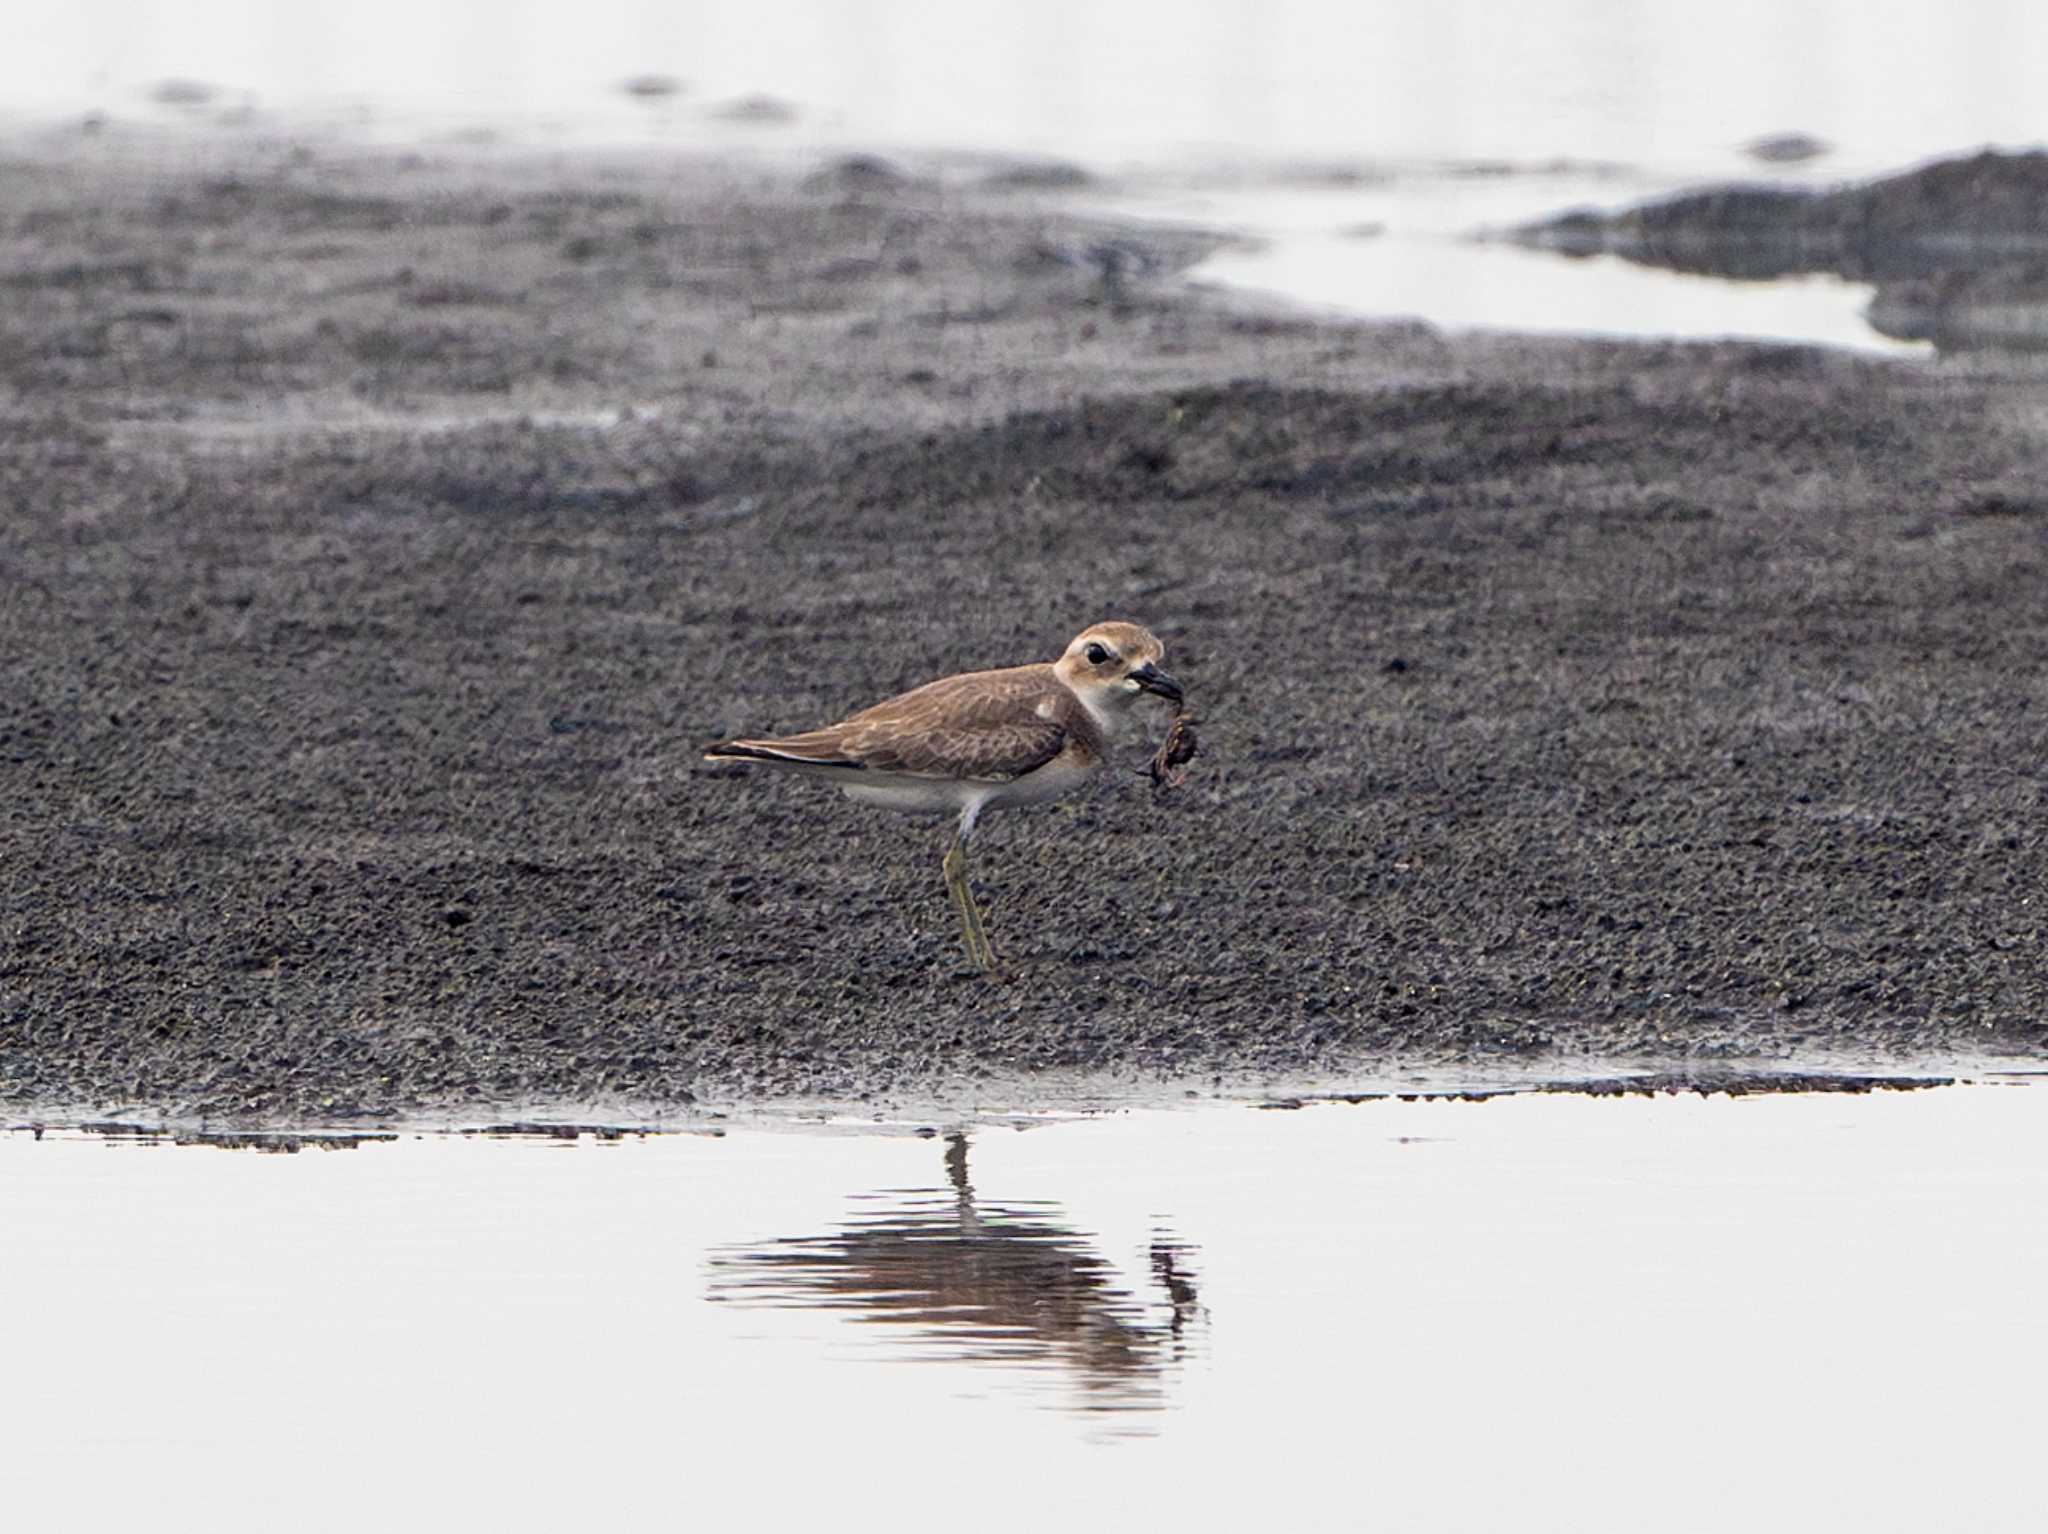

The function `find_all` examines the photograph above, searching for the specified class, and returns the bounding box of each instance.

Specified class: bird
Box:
[703,621,1184,973]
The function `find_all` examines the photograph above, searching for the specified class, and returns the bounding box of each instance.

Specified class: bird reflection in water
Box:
[708,1133,1204,1431]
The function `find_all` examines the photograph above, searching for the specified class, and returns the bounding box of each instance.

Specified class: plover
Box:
[704,621,1184,972]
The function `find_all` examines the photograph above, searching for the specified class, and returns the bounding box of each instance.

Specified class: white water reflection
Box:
[4,1085,2046,1531]
[1190,211,1920,354]
[709,1131,1203,1434]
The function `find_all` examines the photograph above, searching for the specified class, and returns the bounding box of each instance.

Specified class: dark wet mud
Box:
[64,1120,400,1152]
[2,134,2044,1119]
[1267,1069,1960,1110]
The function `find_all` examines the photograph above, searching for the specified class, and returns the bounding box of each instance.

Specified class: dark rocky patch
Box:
[64,1122,400,1151]
[802,154,921,198]
[149,79,220,108]
[710,95,799,126]
[462,1123,650,1140]
[1744,133,1832,166]
[1515,148,2048,349]
[1539,1071,1955,1097]
[1279,1071,1958,1107]
[619,75,685,101]
[1517,148,2048,281]
[979,160,1096,192]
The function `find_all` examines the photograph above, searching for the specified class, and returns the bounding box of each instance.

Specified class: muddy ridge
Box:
[1,135,2044,1119]
[1515,148,2048,349]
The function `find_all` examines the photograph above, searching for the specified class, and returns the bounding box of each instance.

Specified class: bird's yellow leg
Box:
[942,836,998,974]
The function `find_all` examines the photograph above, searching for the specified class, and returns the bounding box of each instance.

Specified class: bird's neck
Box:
[1058,679,1126,739]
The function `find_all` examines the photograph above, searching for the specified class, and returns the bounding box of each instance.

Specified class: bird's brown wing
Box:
[712,665,1073,781]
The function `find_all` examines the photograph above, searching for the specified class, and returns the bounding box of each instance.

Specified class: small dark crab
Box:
[1147,704,1199,793]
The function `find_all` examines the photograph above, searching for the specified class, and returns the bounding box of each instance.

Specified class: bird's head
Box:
[1053,621,1182,719]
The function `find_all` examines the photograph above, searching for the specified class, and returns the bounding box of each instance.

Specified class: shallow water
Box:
[5,1084,2044,1531]
[1095,167,1928,355]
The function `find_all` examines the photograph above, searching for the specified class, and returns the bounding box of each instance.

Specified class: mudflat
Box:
[3,133,2043,1119]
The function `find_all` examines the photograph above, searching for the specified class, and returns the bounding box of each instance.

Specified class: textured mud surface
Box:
[2,133,2044,1119]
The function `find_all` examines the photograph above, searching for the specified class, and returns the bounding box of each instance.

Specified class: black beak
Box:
[1130,662,1183,704]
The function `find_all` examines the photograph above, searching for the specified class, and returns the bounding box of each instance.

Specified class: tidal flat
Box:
[1,132,2044,1120]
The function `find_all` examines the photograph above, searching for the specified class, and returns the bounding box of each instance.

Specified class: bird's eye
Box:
[1084,643,1110,665]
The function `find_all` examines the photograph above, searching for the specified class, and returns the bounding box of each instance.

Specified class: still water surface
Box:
[4,1084,2043,1530]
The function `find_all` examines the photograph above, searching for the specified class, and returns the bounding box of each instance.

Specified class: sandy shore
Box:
[2,131,2044,1120]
